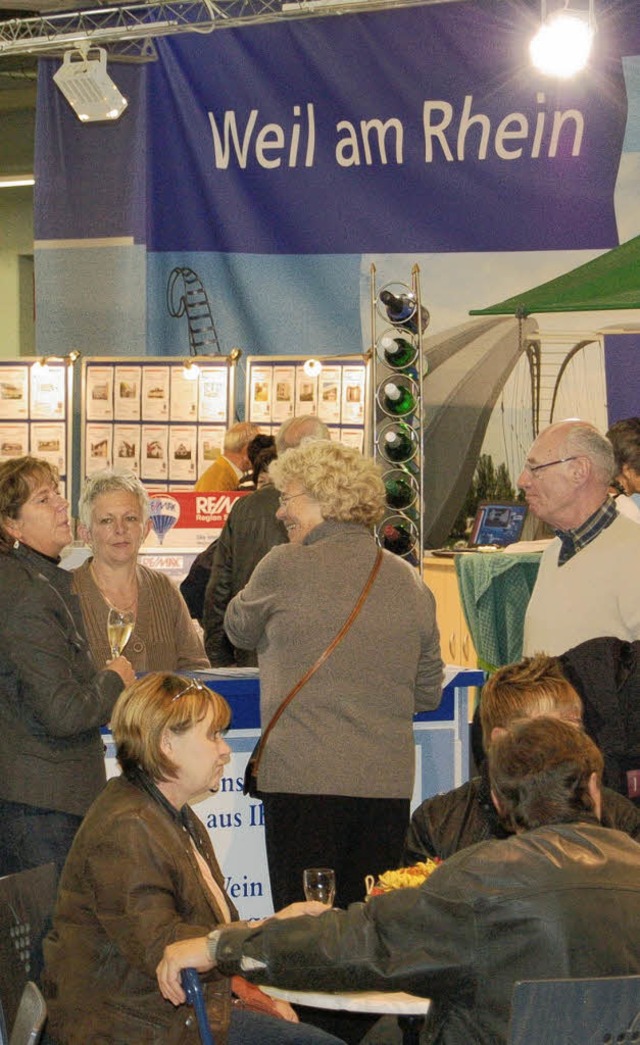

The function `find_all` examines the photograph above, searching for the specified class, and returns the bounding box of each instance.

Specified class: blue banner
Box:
[36,2,637,254]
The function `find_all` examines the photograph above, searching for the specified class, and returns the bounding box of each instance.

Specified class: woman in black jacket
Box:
[0,455,134,881]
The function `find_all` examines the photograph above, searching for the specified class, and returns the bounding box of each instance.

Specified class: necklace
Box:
[90,561,138,614]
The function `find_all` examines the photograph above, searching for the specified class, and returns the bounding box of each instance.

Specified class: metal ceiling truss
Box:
[0,0,469,59]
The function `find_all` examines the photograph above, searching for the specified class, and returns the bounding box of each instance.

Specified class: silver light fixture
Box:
[530,0,596,79]
[53,44,128,122]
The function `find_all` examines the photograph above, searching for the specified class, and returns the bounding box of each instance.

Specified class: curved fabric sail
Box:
[470,235,640,316]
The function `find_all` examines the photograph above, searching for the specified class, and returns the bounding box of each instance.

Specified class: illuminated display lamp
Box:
[53,45,128,123]
[303,358,323,377]
[530,0,596,78]
[182,359,200,381]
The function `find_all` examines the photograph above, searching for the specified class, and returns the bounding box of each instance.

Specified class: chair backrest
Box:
[0,864,58,1030]
[508,975,640,1044]
[8,983,46,1045]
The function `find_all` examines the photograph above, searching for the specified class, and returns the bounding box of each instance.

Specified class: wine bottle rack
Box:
[370,264,427,576]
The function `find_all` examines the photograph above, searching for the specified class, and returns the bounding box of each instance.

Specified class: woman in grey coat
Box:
[225,439,444,910]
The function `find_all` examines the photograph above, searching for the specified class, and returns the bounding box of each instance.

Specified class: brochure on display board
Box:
[246,354,370,449]
[82,357,234,489]
[0,359,72,497]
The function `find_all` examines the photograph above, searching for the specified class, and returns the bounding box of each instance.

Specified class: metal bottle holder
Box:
[370,268,427,575]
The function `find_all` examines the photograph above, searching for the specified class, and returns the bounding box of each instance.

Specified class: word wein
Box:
[208,93,584,170]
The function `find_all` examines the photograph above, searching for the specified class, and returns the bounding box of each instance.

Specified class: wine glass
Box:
[107,607,135,658]
[303,867,336,907]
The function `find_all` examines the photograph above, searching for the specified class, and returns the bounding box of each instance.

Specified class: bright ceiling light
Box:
[53,45,128,122]
[0,175,35,189]
[530,1,596,79]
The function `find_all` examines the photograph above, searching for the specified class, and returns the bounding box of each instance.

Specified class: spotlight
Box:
[182,359,200,381]
[530,0,596,79]
[53,45,128,123]
[303,358,323,377]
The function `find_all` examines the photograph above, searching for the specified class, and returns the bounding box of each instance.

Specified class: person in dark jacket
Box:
[559,636,640,805]
[0,456,134,881]
[157,718,640,1045]
[403,655,640,864]
[202,415,329,667]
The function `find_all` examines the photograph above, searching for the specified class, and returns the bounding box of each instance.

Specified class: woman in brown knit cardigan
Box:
[73,470,209,673]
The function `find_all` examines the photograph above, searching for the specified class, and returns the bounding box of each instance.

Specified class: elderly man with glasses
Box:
[519,419,640,656]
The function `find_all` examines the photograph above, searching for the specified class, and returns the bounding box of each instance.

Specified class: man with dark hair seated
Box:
[157,717,640,1045]
[404,654,640,864]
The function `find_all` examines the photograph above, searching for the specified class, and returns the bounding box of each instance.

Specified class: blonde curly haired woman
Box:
[225,439,444,910]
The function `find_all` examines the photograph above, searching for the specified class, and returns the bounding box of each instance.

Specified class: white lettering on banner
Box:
[209,103,316,169]
[423,92,584,162]
[195,494,237,523]
[335,117,404,167]
[208,93,585,172]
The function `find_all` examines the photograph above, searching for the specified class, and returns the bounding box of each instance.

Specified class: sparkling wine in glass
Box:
[107,607,135,658]
[303,867,336,907]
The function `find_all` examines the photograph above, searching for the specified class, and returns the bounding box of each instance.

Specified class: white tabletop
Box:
[261,985,431,1015]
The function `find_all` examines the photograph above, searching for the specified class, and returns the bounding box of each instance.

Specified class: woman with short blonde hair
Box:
[73,469,208,673]
[268,439,386,528]
[226,439,443,911]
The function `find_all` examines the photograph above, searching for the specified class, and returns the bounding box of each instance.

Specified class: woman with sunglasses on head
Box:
[43,673,344,1045]
[0,456,134,885]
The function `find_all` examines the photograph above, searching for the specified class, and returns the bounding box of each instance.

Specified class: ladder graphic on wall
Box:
[166,267,222,355]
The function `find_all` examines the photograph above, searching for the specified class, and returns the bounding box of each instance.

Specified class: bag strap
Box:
[252,547,383,774]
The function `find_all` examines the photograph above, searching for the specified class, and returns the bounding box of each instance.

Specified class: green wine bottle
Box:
[382,381,416,417]
[380,424,416,463]
[381,336,417,369]
[385,475,416,510]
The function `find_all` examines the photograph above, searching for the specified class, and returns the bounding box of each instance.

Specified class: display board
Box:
[246,354,370,452]
[81,356,237,490]
[0,357,74,499]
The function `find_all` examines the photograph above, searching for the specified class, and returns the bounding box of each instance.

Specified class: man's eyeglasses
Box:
[522,456,578,477]
[278,492,308,508]
[170,679,207,702]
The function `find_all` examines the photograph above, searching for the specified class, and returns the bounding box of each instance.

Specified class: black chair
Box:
[8,982,46,1045]
[508,974,640,1044]
[0,864,57,1031]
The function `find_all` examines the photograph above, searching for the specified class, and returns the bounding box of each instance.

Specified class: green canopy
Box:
[470,234,640,316]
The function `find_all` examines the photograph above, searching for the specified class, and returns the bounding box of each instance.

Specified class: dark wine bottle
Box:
[381,380,416,417]
[379,424,416,464]
[385,475,417,511]
[380,519,416,557]
[379,289,429,335]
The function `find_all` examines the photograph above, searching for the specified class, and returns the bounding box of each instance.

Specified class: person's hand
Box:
[156,937,212,1006]
[106,655,135,687]
[272,900,329,920]
[271,998,299,1022]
